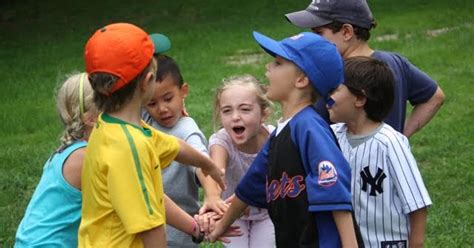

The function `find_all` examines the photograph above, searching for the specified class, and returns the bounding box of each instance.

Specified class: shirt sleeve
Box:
[386,132,432,214]
[291,117,353,212]
[209,129,232,151]
[151,129,180,169]
[235,139,271,208]
[106,133,165,234]
[186,133,208,156]
[401,55,438,105]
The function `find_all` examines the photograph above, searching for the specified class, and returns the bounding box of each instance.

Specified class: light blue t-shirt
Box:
[142,111,208,248]
[15,141,86,248]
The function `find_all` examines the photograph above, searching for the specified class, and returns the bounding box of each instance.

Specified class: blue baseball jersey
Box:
[236,106,359,247]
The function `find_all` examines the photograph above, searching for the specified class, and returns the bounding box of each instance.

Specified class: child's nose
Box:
[159,104,167,113]
[231,111,241,121]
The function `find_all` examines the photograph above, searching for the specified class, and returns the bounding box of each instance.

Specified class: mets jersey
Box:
[331,123,432,248]
[236,106,357,247]
[79,113,180,248]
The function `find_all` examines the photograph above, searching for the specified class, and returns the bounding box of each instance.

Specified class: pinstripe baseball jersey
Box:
[331,123,432,248]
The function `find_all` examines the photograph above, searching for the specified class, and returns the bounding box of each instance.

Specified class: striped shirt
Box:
[332,123,432,248]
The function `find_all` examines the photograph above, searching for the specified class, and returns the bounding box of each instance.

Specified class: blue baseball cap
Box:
[253,31,343,97]
[149,33,171,54]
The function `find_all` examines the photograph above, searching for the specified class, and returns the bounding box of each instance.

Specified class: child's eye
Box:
[147,101,156,107]
[221,109,231,114]
[164,96,173,102]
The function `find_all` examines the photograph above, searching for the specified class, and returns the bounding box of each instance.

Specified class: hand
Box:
[200,196,229,216]
[207,218,242,243]
[201,166,226,191]
[194,212,221,235]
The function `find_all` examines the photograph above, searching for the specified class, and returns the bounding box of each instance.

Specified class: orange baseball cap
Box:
[84,23,154,94]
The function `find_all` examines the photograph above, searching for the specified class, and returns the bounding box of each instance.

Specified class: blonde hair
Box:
[213,74,272,131]
[56,72,94,146]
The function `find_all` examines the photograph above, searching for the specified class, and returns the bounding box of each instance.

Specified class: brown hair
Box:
[344,56,394,122]
[89,58,157,113]
[154,54,184,87]
[323,22,373,41]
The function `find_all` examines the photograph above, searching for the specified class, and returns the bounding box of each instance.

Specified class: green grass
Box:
[1,0,473,246]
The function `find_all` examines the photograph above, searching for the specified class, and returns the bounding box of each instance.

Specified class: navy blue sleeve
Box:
[313,99,332,124]
[290,112,352,212]
[400,55,438,105]
[234,139,270,209]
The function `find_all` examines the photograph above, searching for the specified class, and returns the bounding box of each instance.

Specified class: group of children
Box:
[15,10,433,248]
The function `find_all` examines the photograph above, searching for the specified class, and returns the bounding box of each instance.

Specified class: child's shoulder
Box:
[291,106,332,132]
[173,116,206,139]
[374,123,410,148]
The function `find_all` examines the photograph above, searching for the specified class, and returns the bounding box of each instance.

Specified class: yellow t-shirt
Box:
[78,113,180,248]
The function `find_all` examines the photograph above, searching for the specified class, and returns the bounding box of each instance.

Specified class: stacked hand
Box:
[193,211,241,243]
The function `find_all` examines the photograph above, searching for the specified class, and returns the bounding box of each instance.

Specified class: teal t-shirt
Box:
[15,141,86,248]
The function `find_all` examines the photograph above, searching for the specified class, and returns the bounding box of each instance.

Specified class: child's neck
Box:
[236,125,269,154]
[107,97,143,126]
[280,98,312,121]
[346,115,382,136]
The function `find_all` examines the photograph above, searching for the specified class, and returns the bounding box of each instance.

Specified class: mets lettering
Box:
[266,172,306,203]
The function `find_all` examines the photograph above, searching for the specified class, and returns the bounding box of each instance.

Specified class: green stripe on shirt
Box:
[121,124,154,215]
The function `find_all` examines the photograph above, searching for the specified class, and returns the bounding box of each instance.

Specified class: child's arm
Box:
[408,207,428,248]
[139,225,166,248]
[332,211,358,248]
[62,147,86,190]
[164,194,202,239]
[175,139,226,190]
[207,195,248,242]
[198,144,229,215]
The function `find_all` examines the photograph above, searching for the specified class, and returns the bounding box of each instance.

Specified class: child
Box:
[78,23,226,247]
[208,32,362,247]
[141,54,210,247]
[201,75,276,247]
[285,0,445,138]
[15,73,96,247]
[327,56,432,248]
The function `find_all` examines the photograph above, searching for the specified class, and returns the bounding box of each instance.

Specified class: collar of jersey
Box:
[101,113,152,137]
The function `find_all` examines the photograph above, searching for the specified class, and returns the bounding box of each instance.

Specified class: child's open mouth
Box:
[232,126,246,135]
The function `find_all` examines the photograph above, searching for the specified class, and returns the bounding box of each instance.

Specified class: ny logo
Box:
[360,166,386,196]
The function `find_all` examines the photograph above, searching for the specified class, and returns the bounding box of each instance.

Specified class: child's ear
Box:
[355,95,367,108]
[140,72,155,91]
[180,83,189,98]
[82,111,98,128]
[295,74,310,89]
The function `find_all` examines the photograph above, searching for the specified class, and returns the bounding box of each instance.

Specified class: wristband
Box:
[192,231,205,244]
[191,219,205,243]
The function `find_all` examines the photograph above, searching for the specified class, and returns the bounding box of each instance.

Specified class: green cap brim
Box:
[149,33,171,54]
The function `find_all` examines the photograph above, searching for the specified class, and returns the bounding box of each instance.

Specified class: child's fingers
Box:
[217,237,231,243]
[217,226,243,243]
[224,194,235,204]
[194,214,209,233]
[211,170,226,191]
[198,205,209,215]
